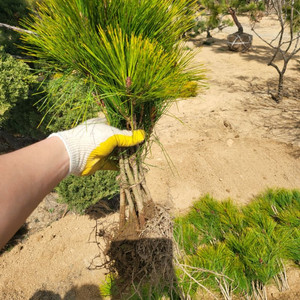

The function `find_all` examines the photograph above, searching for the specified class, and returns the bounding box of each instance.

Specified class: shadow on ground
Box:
[189,35,300,66]
[29,238,179,300]
[239,77,300,148]
[85,194,120,220]
[106,237,180,299]
[29,284,102,300]
[0,223,29,255]
[208,71,300,148]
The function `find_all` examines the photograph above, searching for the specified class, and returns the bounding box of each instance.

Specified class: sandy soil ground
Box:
[0,15,299,299]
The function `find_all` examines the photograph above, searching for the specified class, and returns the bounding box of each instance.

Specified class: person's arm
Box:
[0,118,145,250]
[0,137,69,249]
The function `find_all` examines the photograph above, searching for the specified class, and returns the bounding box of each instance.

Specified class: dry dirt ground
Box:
[0,15,299,299]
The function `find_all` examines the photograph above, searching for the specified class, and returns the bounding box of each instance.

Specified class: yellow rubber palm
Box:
[50,118,145,176]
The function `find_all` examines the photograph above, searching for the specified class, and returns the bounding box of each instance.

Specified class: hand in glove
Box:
[49,118,145,176]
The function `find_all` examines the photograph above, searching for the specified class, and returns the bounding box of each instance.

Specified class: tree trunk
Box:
[228,7,243,34]
[206,29,212,38]
[276,73,284,102]
[118,147,155,236]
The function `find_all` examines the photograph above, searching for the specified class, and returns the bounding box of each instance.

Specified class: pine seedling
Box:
[226,228,285,297]
[20,2,205,296]
[188,243,237,293]
[20,0,204,233]
[185,195,244,244]
[174,216,201,256]
[254,188,300,216]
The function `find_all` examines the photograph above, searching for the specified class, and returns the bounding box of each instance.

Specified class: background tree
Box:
[190,0,233,38]
[252,0,300,101]
[191,0,265,38]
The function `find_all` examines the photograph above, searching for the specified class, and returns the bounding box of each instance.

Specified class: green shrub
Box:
[243,188,300,264]
[226,229,284,287]
[0,48,37,108]
[0,48,47,139]
[41,74,117,214]
[56,171,119,214]
[40,72,99,132]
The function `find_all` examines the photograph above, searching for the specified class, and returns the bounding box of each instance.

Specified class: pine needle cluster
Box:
[174,188,300,299]
[20,0,204,134]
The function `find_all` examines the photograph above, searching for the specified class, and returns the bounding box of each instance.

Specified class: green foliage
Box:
[56,171,119,214]
[100,279,181,300]
[99,275,118,297]
[40,73,99,132]
[21,0,204,136]
[175,195,243,246]
[0,0,29,25]
[173,217,200,256]
[179,81,199,98]
[0,47,37,107]
[191,0,265,37]
[174,188,300,299]
[226,229,284,286]
[0,48,46,138]
[186,243,243,294]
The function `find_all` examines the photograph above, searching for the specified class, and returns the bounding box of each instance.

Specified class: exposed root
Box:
[273,260,289,292]
[89,204,182,299]
[251,281,267,300]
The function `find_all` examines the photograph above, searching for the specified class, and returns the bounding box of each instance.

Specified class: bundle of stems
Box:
[118,146,152,231]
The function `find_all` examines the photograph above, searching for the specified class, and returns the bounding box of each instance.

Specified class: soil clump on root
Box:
[95,204,178,299]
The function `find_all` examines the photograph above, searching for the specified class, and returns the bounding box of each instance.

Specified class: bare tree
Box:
[252,0,300,102]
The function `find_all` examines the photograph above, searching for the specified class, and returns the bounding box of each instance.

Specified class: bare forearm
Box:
[0,137,69,249]
[0,118,145,250]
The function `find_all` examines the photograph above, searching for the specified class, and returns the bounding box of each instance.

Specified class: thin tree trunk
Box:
[206,29,212,38]
[228,7,243,34]
[276,73,284,102]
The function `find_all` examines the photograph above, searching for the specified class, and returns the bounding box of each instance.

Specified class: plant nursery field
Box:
[0,15,299,299]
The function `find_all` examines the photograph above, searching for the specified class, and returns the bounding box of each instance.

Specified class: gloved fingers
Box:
[113,130,145,148]
[81,157,118,176]
[81,129,145,176]
[88,130,145,158]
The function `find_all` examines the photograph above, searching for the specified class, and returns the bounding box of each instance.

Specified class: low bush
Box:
[0,48,47,139]
[0,47,37,110]
[56,171,119,214]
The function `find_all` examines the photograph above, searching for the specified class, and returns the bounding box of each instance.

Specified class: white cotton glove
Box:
[49,118,145,176]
